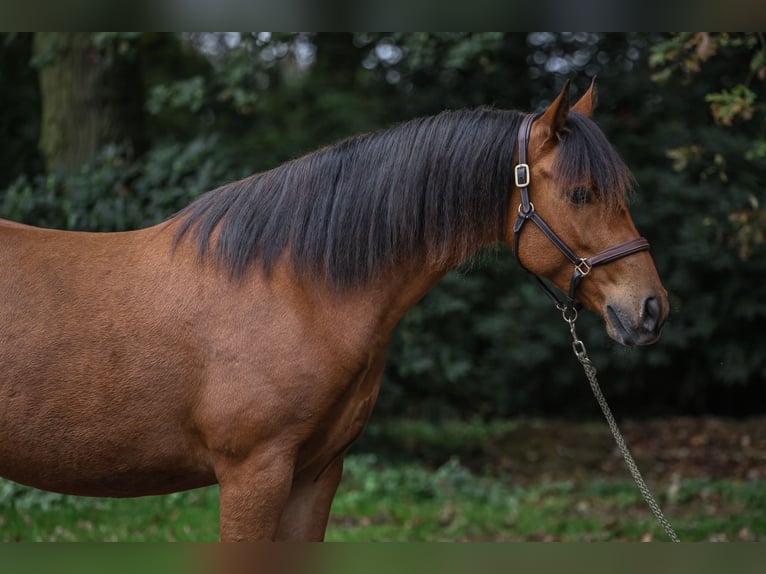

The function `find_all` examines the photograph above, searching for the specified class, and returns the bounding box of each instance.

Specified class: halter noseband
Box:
[512,113,650,317]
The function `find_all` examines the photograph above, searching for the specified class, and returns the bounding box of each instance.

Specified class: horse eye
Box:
[569,187,593,205]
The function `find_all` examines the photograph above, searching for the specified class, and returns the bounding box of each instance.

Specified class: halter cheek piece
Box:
[511,113,650,318]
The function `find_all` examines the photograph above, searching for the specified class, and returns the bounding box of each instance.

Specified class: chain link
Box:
[566,316,680,542]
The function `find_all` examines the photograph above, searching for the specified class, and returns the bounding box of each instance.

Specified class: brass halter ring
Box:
[575,258,592,276]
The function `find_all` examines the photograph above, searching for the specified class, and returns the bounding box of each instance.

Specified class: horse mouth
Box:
[606,304,661,347]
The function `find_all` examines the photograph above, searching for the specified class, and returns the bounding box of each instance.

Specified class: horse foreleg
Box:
[216,452,295,542]
[274,457,345,541]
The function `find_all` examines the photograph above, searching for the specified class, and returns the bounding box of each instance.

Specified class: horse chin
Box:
[604,304,662,347]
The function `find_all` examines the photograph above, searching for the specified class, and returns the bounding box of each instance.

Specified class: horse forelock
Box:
[172,108,525,290]
[553,111,635,209]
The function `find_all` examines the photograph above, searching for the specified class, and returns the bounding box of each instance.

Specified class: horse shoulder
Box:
[190,267,393,476]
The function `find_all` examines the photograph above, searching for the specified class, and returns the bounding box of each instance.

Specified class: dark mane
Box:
[172,108,632,289]
[173,108,523,289]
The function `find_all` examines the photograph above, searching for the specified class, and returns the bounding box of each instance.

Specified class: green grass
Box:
[1,454,764,542]
[325,455,766,542]
[0,483,220,542]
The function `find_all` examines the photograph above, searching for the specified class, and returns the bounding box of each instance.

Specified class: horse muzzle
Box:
[605,295,668,347]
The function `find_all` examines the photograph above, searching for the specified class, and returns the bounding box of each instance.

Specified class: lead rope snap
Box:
[565,314,681,542]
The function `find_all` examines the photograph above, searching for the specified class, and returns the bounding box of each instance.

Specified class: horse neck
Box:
[321,248,484,342]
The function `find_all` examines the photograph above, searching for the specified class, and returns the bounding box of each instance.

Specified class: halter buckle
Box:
[575,258,592,276]
[514,163,530,188]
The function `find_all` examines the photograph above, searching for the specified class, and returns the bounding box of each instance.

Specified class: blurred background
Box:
[0,32,764,541]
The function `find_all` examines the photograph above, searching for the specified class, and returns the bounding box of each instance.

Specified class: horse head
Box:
[507,79,669,346]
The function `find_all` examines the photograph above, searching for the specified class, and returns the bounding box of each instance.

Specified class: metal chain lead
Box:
[565,312,681,542]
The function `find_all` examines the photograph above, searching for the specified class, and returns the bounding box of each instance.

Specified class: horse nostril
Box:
[642,296,662,332]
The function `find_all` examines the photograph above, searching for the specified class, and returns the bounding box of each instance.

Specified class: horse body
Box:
[0,81,669,540]
[0,218,441,539]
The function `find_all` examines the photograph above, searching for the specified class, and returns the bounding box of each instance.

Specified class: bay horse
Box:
[0,80,668,541]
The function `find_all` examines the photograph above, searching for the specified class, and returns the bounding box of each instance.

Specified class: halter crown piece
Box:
[511,113,651,317]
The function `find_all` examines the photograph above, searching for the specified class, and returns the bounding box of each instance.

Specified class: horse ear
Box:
[572,77,597,118]
[537,79,571,141]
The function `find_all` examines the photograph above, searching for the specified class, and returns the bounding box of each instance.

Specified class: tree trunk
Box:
[34,33,145,171]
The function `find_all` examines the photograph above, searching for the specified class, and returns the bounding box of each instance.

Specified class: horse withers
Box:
[0,80,668,541]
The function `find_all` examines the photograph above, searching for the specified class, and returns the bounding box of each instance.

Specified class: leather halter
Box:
[511,113,650,315]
